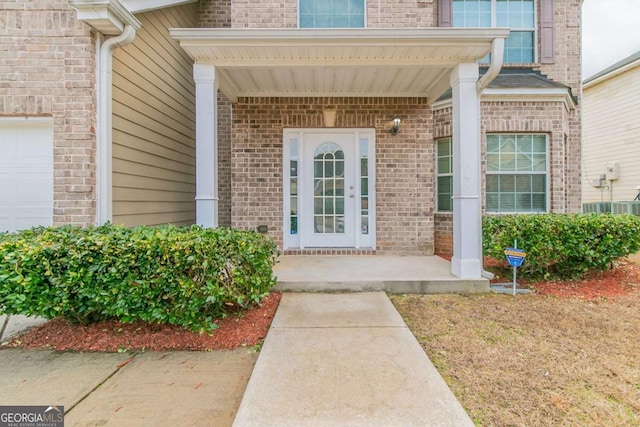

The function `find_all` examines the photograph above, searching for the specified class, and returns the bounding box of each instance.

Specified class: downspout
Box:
[96,25,137,225]
[477,37,505,92]
[476,37,505,280]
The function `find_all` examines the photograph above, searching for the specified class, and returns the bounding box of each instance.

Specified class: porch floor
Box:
[273,255,489,293]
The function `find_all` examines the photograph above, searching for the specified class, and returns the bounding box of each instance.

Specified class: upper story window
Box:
[453,0,535,64]
[299,0,365,28]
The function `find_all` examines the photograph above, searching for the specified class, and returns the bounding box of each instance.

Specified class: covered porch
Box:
[274,255,488,293]
[171,27,509,280]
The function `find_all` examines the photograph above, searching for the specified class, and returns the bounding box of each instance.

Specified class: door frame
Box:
[283,128,376,250]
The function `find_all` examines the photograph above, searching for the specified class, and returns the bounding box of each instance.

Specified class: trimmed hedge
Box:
[0,224,279,331]
[483,214,640,280]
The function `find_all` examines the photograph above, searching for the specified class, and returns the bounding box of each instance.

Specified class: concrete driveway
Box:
[0,349,257,427]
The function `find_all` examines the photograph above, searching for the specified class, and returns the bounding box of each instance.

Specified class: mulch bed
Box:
[438,254,640,300]
[528,260,640,299]
[3,293,281,352]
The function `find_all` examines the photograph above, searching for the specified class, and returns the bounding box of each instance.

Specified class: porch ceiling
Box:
[170,28,509,102]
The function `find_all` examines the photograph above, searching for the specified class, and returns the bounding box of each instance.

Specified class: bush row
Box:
[0,224,279,331]
[483,214,640,280]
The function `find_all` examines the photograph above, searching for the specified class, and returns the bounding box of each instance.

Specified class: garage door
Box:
[0,118,54,233]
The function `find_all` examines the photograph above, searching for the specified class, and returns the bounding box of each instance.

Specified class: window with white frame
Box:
[453,0,536,63]
[436,138,453,212]
[299,0,365,28]
[485,134,548,213]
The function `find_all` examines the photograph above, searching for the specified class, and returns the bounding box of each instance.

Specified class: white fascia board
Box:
[481,87,576,111]
[71,0,141,34]
[432,98,453,111]
[433,87,576,111]
[170,27,511,46]
[583,58,640,89]
[122,0,197,13]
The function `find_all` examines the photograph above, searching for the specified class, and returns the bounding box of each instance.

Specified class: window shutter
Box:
[540,0,555,64]
[438,0,453,27]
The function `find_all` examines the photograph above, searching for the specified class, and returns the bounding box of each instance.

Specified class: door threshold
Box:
[283,248,376,255]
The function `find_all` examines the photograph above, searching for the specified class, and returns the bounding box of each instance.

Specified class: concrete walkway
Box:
[1,292,473,426]
[233,292,474,426]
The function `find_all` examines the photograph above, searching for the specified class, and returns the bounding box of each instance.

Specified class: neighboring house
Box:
[582,51,640,205]
[0,0,581,279]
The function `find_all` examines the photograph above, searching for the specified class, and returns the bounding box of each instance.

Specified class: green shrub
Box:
[0,224,279,331]
[483,214,640,280]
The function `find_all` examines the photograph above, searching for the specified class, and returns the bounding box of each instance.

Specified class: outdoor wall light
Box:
[390,116,401,135]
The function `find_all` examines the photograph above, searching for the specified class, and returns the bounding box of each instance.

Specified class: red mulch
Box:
[5,293,281,352]
[529,261,640,300]
[437,254,640,300]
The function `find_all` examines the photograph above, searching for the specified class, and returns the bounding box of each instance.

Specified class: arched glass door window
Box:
[313,142,345,234]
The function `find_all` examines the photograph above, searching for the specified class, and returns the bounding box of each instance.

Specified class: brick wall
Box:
[222,0,437,29]
[231,0,297,28]
[218,93,232,227]
[198,0,231,28]
[0,0,96,226]
[232,97,435,254]
[433,99,578,255]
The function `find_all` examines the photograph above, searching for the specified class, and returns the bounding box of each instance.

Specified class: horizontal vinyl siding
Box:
[112,3,197,227]
[582,66,640,203]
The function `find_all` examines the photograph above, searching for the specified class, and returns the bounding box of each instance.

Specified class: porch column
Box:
[193,63,218,228]
[450,63,482,278]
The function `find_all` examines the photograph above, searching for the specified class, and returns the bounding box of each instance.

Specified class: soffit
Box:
[170,28,509,102]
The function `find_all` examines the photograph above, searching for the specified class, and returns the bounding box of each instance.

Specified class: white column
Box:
[194,63,218,228]
[450,63,482,278]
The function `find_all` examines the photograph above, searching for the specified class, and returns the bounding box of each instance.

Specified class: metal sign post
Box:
[490,239,530,295]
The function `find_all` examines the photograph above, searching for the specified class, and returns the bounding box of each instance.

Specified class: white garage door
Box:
[0,118,54,233]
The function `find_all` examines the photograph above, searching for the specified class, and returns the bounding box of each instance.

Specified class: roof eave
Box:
[121,0,197,14]
[171,28,509,101]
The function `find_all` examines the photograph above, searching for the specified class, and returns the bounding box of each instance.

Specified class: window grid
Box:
[453,0,536,64]
[313,142,345,234]
[300,0,366,28]
[436,138,454,212]
[289,139,299,235]
[360,138,369,234]
[486,134,547,213]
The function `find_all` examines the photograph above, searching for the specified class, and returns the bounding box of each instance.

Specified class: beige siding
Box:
[112,3,197,226]
[582,64,640,203]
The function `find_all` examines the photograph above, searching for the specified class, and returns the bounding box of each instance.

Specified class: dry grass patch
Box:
[391,292,640,426]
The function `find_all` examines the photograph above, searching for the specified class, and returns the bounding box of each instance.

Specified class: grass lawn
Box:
[391,270,640,426]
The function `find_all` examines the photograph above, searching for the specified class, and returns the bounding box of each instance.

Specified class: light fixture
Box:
[390,116,401,135]
[323,106,337,127]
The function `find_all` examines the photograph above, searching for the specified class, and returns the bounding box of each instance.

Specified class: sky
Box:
[582,0,640,80]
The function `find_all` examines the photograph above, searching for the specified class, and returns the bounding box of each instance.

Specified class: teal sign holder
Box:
[490,240,531,296]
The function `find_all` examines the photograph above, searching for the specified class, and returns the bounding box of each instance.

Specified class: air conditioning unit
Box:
[582,202,612,214]
[611,202,640,215]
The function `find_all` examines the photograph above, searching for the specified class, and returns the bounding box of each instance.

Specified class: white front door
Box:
[301,133,357,247]
[284,129,376,250]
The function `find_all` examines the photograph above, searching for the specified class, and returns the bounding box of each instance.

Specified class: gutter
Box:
[96,25,137,224]
[476,36,505,280]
